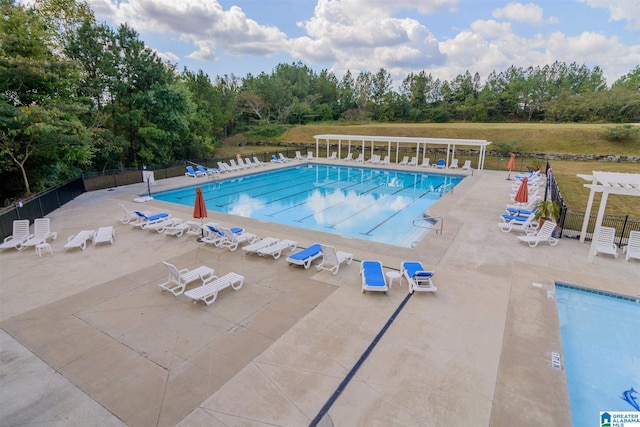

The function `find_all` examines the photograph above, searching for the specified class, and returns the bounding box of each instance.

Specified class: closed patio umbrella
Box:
[514,177,529,204]
[506,153,515,180]
[193,187,207,240]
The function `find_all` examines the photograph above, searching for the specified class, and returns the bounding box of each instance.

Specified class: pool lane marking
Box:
[309,289,413,427]
[291,181,385,222]
[325,178,423,229]
[267,178,376,217]
[360,183,444,236]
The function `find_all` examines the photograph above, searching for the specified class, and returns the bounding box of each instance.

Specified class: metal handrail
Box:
[413,216,444,234]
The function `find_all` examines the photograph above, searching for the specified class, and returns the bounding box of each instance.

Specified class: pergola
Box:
[577,171,640,262]
[312,134,492,171]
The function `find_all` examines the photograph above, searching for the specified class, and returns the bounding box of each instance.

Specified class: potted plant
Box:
[533,199,560,227]
[531,159,541,172]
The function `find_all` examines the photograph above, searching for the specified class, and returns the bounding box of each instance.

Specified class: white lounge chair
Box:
[253,156,267,166]
[218,227,258,251]
[201,223,225,246]
[286,243,323,269]
[217,161,232,172]
[316,244,353,275]
[449,159,459,169]
[408,156,418,167]
[242,237,280,255]
[595,226,618,258]
[21,218,57,250]
[257,239,297,259]
[197,165,220,176]
[0,219,30,251]
[184,272,245,306]
[399,156,409,166]
[295,151,304,160]
[517,221,559,247]
[401,261,437,294]
[343,152,353,161]
[158,261,216,296]
[63,230,96,251]
[624,230,640,261]
[243,157,256,168]
[461,160,472,170]
[360,260,389,293]
[162,222,192,237]
[117,203,147,224]
[380,155,390,165]
[354,153,364,162]
[143,217,181,232]
[307,151,314,160]
[328,152,337,160]
[229,159,244,170]
[278,153,290,162]
[237,158,250,169]
[498,213,538,233]
[94,226,115,245]
[130,211,170,228]
[420,158,431,168]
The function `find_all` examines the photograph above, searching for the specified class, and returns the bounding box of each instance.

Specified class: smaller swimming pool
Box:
[556,283,640,427]
[154,164,463,247]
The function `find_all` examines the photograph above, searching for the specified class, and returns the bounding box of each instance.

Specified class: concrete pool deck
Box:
[1,161,638,426]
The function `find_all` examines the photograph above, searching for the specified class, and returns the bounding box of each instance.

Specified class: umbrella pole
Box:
[506,170,512,180]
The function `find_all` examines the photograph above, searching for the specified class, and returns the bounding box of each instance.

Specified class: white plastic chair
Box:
[624,230,640,261]
[316,244,353,275]
[595,226,618,258]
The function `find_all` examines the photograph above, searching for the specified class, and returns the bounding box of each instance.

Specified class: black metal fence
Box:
[544,161,640,245]
[0,177,85,240]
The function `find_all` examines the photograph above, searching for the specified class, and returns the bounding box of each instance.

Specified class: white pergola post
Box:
[587,190,610,262]
[578,175,597,243]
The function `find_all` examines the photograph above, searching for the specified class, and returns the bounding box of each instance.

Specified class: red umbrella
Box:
[506,153,515,180]
[193,187,207,239]
[514,176,529,204]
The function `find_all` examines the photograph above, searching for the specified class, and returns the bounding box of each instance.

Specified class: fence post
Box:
[619,215,629,247]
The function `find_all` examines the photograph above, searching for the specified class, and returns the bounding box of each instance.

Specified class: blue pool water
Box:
[556,283,640,427]
[154,164,463,247]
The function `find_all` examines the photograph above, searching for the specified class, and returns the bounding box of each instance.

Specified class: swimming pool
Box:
[556,283,640,427]
[154,164,463,247]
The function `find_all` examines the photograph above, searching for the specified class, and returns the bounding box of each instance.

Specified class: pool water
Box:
[556,283,640,427]
[154,164,463,247]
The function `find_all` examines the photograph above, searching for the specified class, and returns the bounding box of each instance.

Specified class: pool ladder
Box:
[412,216,444,235]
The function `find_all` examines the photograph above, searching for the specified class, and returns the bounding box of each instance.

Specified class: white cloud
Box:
[294,0,446,77]
[470,19,512,38]
[492,2,548,25]
[86,0,288,60]
[579,0,640,30]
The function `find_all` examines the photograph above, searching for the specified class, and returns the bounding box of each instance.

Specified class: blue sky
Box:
[80,0,639,86]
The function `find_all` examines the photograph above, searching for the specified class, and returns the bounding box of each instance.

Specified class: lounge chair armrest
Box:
[414,270,435,278]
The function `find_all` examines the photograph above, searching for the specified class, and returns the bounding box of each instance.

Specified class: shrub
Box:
[605,124,639,141]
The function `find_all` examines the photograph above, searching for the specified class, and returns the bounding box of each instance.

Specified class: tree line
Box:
[1,0,639,203]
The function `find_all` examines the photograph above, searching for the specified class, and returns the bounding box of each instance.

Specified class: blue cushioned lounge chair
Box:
[286,243,323,269]
[185,165,205,177]
[401,261,437,294]
[131,211,170,228]
[360,260,389,293]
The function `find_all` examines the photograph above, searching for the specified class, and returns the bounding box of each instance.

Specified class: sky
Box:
[69,0,640,86]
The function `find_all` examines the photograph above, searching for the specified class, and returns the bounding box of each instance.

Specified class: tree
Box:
[1,2,91,195]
